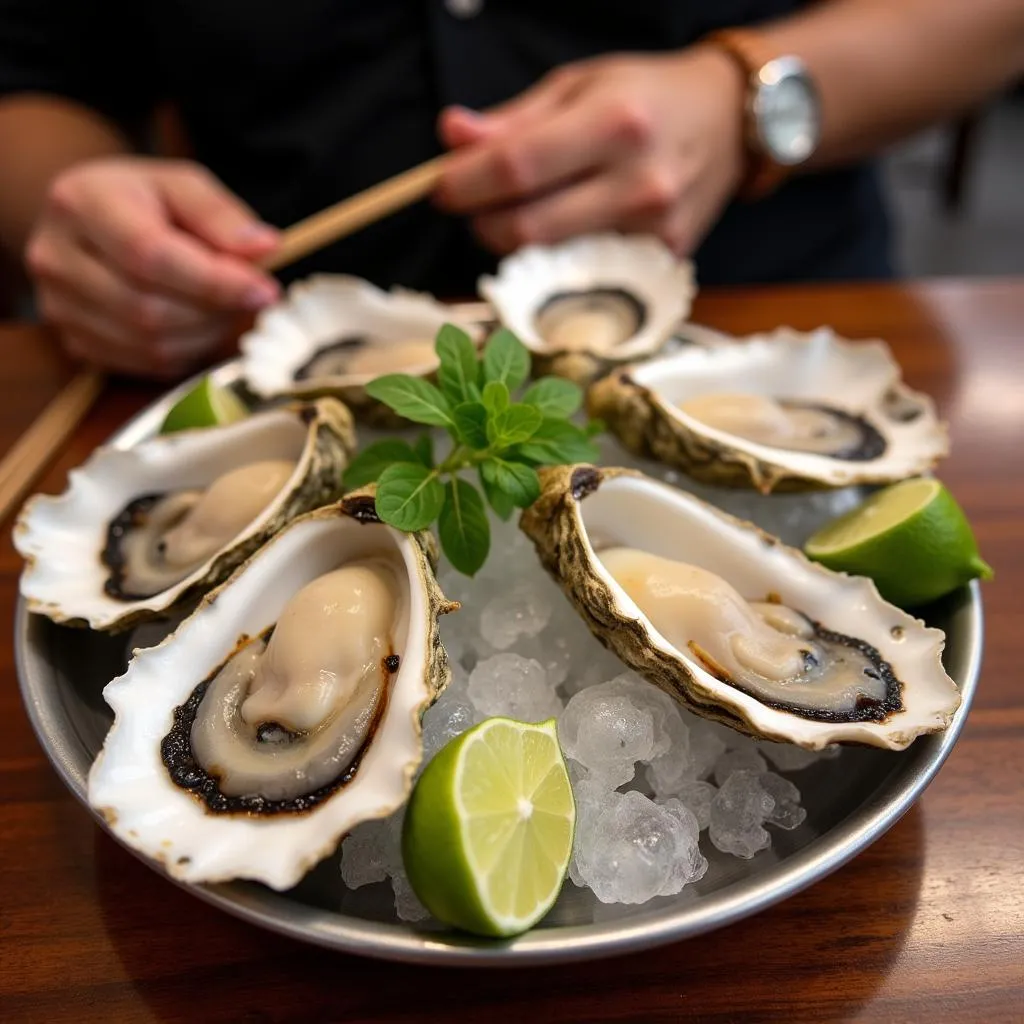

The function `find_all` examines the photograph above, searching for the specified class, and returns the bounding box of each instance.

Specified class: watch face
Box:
[754,58,821,166]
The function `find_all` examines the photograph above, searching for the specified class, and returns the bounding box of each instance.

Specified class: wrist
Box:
[701,29,823,200]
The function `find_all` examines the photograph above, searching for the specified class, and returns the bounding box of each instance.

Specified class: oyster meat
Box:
[588,327,948,491]
[240,274,484,425]
[15,398,355,632]
[88,494,458,890]
[520,465,961,749]
[479,233,696,384]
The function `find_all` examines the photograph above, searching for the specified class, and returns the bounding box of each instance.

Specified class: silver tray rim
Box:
[13,354,983,967]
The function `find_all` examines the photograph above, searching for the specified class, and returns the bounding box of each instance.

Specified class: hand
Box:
[436,46,746,257]
[25,157,282,379]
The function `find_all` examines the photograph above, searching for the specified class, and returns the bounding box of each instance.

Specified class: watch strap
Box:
[703,28,792,201]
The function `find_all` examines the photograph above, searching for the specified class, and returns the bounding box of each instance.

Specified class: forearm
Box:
[752,0,1024,167]
[0,94,131,256]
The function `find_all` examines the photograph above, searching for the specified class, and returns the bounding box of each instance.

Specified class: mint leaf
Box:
[522,377,582,418]
[435,324,480,406]
[342,439,418,489]
[452,401,489,449]
[482,328,531,391]
[585,417,606,438]
[479,466,515,521]
[439,478,490,576]
[514,418,601,464]
[487,402,543,448]
[412,433,435,467]
[375,463,444,531]
[365,374,453,427]
[481,380,509,416]
[482,458,540,509]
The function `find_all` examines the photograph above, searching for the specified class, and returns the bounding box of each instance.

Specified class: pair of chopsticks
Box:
[0,155,449,524]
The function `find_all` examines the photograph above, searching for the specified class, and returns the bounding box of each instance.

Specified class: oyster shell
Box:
[520,465,960,749]
[479,234,696,384]
[14,399,355,632]
[240,274,484,426]
[588,326,948,492]
[87,494,458,890]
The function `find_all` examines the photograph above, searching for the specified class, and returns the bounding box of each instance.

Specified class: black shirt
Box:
[0,0,894,293]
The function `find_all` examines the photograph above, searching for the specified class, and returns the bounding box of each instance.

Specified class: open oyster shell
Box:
[87,494,458,890]
[14,399,355,633]
[520,465,960,750]
[588,327,948,492]
[479,234,696,385]
[239,274,484,427]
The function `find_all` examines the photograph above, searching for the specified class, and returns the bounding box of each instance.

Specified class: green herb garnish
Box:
[343,324,601,575]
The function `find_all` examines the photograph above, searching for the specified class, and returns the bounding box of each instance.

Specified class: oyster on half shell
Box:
[87,493,458,891]
[479,234,696,385]
[240,274,484,426]
[588,327,948,492]
[14,399,355,633]
[520,465,960,750]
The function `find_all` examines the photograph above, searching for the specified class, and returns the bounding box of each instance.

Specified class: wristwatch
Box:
[704,29,822,200]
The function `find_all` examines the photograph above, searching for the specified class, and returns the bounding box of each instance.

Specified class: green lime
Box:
[402,717,575,938]
[804,477,993,609]
[159,376,249,434]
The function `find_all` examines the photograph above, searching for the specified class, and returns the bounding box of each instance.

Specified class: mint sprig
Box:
[345,324,602,575]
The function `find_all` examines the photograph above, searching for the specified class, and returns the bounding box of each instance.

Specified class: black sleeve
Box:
[0,0,160,137]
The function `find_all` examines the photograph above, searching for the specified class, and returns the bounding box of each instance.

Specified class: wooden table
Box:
[2,280,1021,1023]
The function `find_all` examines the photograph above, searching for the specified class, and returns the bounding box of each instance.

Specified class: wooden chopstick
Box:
[0,155,451,525]
[0,369,105,522]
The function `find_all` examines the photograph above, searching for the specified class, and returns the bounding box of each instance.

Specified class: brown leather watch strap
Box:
[703,29,792,201]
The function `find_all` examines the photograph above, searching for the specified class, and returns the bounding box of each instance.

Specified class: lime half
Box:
[805,477,993,608]
[402,717,575,938]
[160,376,249,434]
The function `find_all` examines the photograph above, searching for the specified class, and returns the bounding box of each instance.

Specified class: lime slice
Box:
[402,717,575,938]
[805,477,993,608]
[159,376,249,434]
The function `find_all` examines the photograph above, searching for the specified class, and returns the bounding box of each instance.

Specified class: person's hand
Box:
[25,157,282,379]
[436,46,746,257]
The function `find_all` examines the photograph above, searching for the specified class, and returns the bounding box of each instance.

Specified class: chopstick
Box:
[0,368,105,522]
[0,155,450,525]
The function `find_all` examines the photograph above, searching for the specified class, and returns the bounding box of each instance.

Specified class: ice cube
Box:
[340,817,392,889]
[572,789,707,904]
[757,740,826,773]
[708,769,775,859]
[558,677,672,788]
[467,653,563,721]
[478,580,554,650]
[666,779,717,831]
[760,771,807,830]
[713,747,769,786]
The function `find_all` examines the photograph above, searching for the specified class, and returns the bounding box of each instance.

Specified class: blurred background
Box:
[1,85,1022,321]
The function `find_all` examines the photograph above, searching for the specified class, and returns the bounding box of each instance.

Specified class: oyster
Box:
[87,495,458,890]
[520,465,960,749]
[240,274,484,426]
[14,399,355,632]
[479,234,696,384]
[588,327,948,492]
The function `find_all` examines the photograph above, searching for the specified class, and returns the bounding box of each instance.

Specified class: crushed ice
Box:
[340,442,849,917]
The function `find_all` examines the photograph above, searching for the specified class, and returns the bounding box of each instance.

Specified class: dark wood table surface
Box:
[2,280,1021,1024]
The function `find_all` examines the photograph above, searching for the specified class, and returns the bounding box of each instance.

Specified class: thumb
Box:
[155,163,280,259]
[438,106,496,149]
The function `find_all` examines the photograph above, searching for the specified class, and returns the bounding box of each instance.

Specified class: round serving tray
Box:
[14,358,983,966]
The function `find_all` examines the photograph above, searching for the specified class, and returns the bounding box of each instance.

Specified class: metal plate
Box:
[14,358,983,966]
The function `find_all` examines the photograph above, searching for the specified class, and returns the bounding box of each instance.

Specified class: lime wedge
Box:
[402,717,575,938]
[159,376,249,434]
[805,477,993,608]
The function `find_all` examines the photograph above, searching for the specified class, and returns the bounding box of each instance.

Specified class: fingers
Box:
[436,92,654,213]
[154,164,281,258]
[41,285,234,379]
[27,223,219,334]
[46,161,280,312]
[470,161,681,253]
